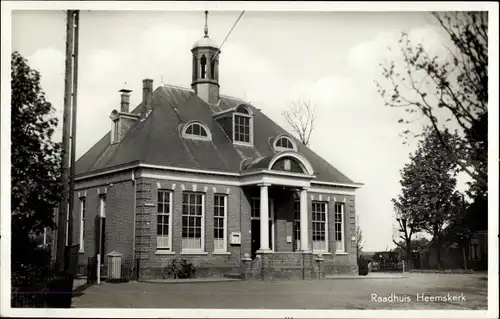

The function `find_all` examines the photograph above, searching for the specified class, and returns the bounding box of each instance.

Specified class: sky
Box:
[10,7,475,252]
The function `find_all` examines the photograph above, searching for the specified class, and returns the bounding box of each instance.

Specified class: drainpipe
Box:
[131,170,136,268]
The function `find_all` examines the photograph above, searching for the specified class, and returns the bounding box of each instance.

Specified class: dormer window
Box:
[233,105,253,146]
[273,135,296,152]
[182,121,211,141]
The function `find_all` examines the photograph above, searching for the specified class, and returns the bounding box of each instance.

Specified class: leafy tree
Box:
[11,51,62,268]
[376,12,488,200]
[394,127,462,269]
[282,99,316,146]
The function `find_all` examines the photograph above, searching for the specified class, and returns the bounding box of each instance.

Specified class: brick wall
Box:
[135,177,248,279]
[74,171,358,278]
[72,180,135,272]
[309,192,358,274]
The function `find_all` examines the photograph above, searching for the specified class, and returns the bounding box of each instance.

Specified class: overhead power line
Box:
[212,11,245,61]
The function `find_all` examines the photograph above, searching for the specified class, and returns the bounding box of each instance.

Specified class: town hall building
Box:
[72,12,363,280]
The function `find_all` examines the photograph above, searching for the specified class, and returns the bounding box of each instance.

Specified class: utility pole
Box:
[56,10,78,271]
[68,10,80,252]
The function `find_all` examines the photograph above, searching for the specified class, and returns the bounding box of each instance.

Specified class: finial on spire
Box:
[204,10,209,37]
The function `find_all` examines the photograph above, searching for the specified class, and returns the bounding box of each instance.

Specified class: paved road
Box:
[72,273,487,309]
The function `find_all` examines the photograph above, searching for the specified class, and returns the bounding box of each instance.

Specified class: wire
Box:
[212,11,245,61]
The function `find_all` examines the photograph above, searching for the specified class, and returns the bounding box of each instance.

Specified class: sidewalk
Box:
[326,272,408,279]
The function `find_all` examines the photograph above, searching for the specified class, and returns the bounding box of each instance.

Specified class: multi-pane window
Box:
[79,198,86,252]
[214,195,227,252]
[274,136,295,151]
[234,115,251,143]
[184,122,209,138]
[293,199,301,251]
[157,190,172,250]
[100,195,106,218]
[312,201,327,252]
[182,192,204,251]
[251,198,260,218]
[335,202,345,252]
[99,195,106,255]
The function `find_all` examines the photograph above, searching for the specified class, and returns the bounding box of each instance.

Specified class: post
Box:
[56,10,75,271]
[258,184,270,251]
[68,10,80,252]
[299,187,309,251]
[97,253,101,284]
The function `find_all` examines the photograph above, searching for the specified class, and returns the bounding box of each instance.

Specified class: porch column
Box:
[300,187,310,251]
[258,183,271,252]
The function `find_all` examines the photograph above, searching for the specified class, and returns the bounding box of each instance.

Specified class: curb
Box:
[143,278,243,284]
[326,275,408,280]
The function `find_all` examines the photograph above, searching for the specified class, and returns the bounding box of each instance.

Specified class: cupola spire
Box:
[204,11,209,37]
[191,10,220,104]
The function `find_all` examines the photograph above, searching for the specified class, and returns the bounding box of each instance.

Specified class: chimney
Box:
[142,78,153,115]
[119,89,132,113]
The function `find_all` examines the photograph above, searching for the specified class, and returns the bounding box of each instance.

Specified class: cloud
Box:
[347,26,450,79]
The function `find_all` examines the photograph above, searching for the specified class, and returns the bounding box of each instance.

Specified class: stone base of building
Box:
[240,252,357,280]
[133,252,358,281]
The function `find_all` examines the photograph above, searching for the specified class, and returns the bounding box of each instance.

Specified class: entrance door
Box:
[251,219,260,260]
[250,199,275,259]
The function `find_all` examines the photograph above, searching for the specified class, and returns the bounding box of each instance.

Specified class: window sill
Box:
[335,252,348,255]
[213,251,231,255]
[313,252,332,255]
[155,250,175,255]
[233,141,253,147]
[181,251,208,255]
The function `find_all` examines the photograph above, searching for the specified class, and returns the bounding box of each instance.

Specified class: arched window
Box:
[200,55,207,79]
[236,105,250,114]
[271,157,304,173]
[273,135,296,152]
[210,59,215,80]
[233,105,253,145]
[182,122,211,141]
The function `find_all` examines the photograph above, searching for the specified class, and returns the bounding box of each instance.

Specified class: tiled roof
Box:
[75,84,357,185]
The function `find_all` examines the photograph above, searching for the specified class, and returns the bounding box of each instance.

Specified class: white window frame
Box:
[334,202,345,253]
[312,201,328,253]
[273,135,297,152]
[213,194,228,253]
[99,194,106,218]
[181,121,212,141]
[157,190,173,251]
[181,192,205,253]
[233,109,253,146]
[79,197,86,253]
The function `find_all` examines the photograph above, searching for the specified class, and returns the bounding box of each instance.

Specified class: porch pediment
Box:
[240,170,315,188]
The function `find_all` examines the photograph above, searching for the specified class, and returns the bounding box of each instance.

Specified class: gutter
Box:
[131,169,136,267]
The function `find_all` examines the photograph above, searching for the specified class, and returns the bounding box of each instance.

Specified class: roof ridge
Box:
[162,83,195,92]
[219,93,246,102]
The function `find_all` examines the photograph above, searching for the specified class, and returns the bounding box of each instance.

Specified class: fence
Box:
[11,267,74,308]
[370,260,405,272]
[86,256,140,283]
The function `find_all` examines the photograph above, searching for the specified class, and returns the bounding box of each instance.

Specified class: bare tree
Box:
[281,99,316,146]
[392,199,421,269]
[376,12,488,199]
[356,225,365,259]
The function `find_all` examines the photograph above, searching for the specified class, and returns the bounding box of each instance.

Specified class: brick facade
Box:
[73,171,358,279]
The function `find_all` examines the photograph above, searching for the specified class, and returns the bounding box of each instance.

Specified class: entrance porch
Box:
[241,184,328,280]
